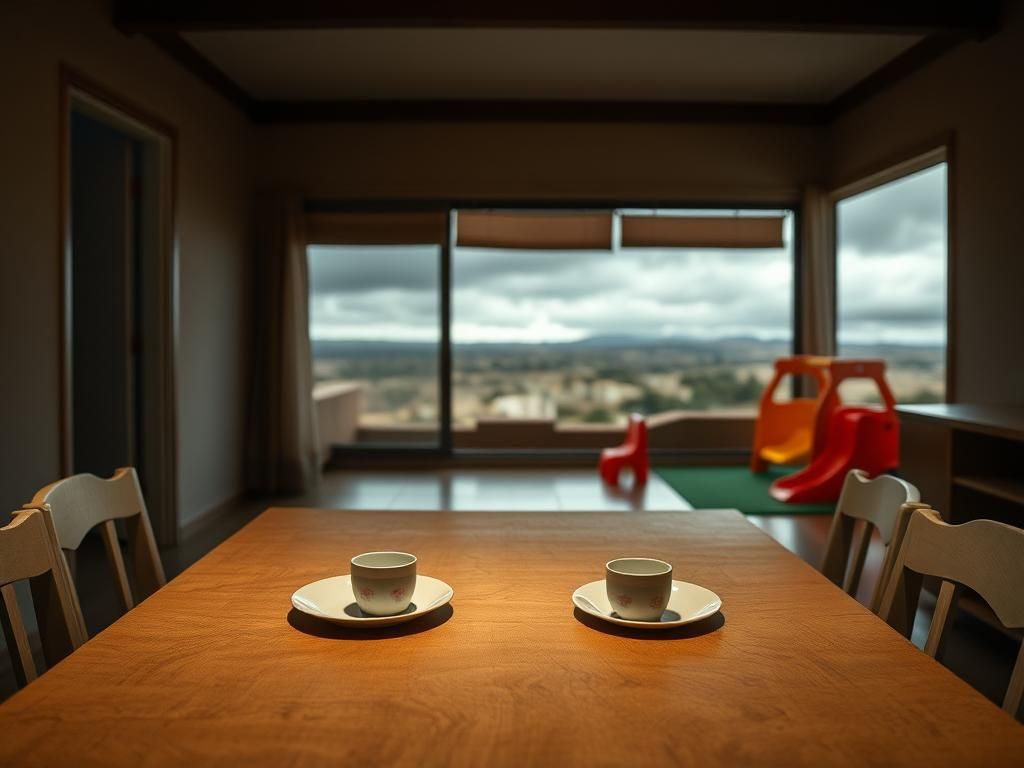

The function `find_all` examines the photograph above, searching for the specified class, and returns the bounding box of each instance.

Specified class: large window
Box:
[835,162,948,403]
[308,207,797,452]
[452,210,795,431]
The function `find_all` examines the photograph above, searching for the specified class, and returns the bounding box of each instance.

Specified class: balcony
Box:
[314,379,754,459]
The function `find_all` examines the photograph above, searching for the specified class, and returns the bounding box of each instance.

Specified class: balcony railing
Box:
[314,380,755,459]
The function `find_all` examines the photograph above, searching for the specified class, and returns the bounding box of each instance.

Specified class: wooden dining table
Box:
[1,508,1021,766]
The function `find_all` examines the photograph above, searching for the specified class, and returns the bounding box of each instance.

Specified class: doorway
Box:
[60,67,178,546]
[70,111,142,479]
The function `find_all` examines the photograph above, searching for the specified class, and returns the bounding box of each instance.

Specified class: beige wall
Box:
[829,6,1024,404]
[254,121,826,204]
[0,0,251,528]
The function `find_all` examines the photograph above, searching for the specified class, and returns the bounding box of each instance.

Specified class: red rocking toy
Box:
[599,414,649,486]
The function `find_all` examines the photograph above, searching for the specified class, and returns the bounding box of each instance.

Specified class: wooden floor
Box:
[2,468,1020,710]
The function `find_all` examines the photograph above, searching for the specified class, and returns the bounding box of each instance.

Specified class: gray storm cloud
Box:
[837,165,947,257]
[310,244,794,342]
[309,175,946,346]
[836,164,947,344]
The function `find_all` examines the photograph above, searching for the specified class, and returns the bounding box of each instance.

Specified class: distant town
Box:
[312,336,945,428]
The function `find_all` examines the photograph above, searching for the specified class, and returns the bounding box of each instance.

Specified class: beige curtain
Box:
[799,186,837,356]
[245,193,319,493]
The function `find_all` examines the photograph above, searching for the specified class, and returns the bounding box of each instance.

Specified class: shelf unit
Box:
[899,404,1024,526]
[952,474,1024,506]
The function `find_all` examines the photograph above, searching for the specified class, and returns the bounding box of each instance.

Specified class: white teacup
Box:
[605,557,673,621]
[350,552,417,616]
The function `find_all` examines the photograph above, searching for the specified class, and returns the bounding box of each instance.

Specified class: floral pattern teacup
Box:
[605,557,672,621]
[350,552,417,616]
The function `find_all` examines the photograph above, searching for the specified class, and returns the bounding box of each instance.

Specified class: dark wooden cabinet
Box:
[898,404,1024,528]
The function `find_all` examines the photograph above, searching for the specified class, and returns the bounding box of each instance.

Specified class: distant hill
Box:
[313,339,438,357]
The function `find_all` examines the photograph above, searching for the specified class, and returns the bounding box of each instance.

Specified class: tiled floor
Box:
[297,469,690,512]
[2,468,1019,713]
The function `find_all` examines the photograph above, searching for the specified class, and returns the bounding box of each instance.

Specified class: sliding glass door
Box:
[306,210,448,449]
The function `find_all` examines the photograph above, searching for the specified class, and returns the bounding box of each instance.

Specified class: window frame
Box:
[829,138,954,403]
[306,198,802,462]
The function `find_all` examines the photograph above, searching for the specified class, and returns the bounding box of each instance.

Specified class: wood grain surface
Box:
[0,509,1021,766]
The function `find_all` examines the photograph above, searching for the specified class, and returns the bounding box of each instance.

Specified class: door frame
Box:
[58,64,180,546]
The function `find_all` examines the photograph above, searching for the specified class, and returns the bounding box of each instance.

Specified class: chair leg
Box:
[924,581,959,660]
[879,564,923,640]
[101,521,135,612]
[126,513,167,600]
[29,571,78,669]
[843,522,873,598]
[0,584,37,687]
[1003,639,1024,719]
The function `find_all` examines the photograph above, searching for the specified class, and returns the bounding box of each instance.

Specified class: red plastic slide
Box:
[599,414,649,486]
[770,360,900,504]
[770,408,899,503]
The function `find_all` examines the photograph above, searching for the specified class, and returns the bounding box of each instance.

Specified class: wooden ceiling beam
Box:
[144,31,253,114]
[828,36,964,118]
[249,99,827,125]
[115,1,1000,37]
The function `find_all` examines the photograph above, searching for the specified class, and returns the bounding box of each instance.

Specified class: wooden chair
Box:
[879,507,1024,719]
[820,469,922,613]
[27,467,166,622]
[0,509,87,687]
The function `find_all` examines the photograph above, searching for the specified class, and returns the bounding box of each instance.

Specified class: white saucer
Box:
[572,579,721,629]
[291,575,454,628]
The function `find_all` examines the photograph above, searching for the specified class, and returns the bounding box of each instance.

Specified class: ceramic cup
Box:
[350,552,417,616]
[605,557,673,621]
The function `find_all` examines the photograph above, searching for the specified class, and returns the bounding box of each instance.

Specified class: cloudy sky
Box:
[309,174,946,346]
[837,163,947,346]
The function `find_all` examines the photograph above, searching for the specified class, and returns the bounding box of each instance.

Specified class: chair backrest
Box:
[879,507,1024,719]
[0,509,87,687]
[28,467,166,620]
[820,469,921,612]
